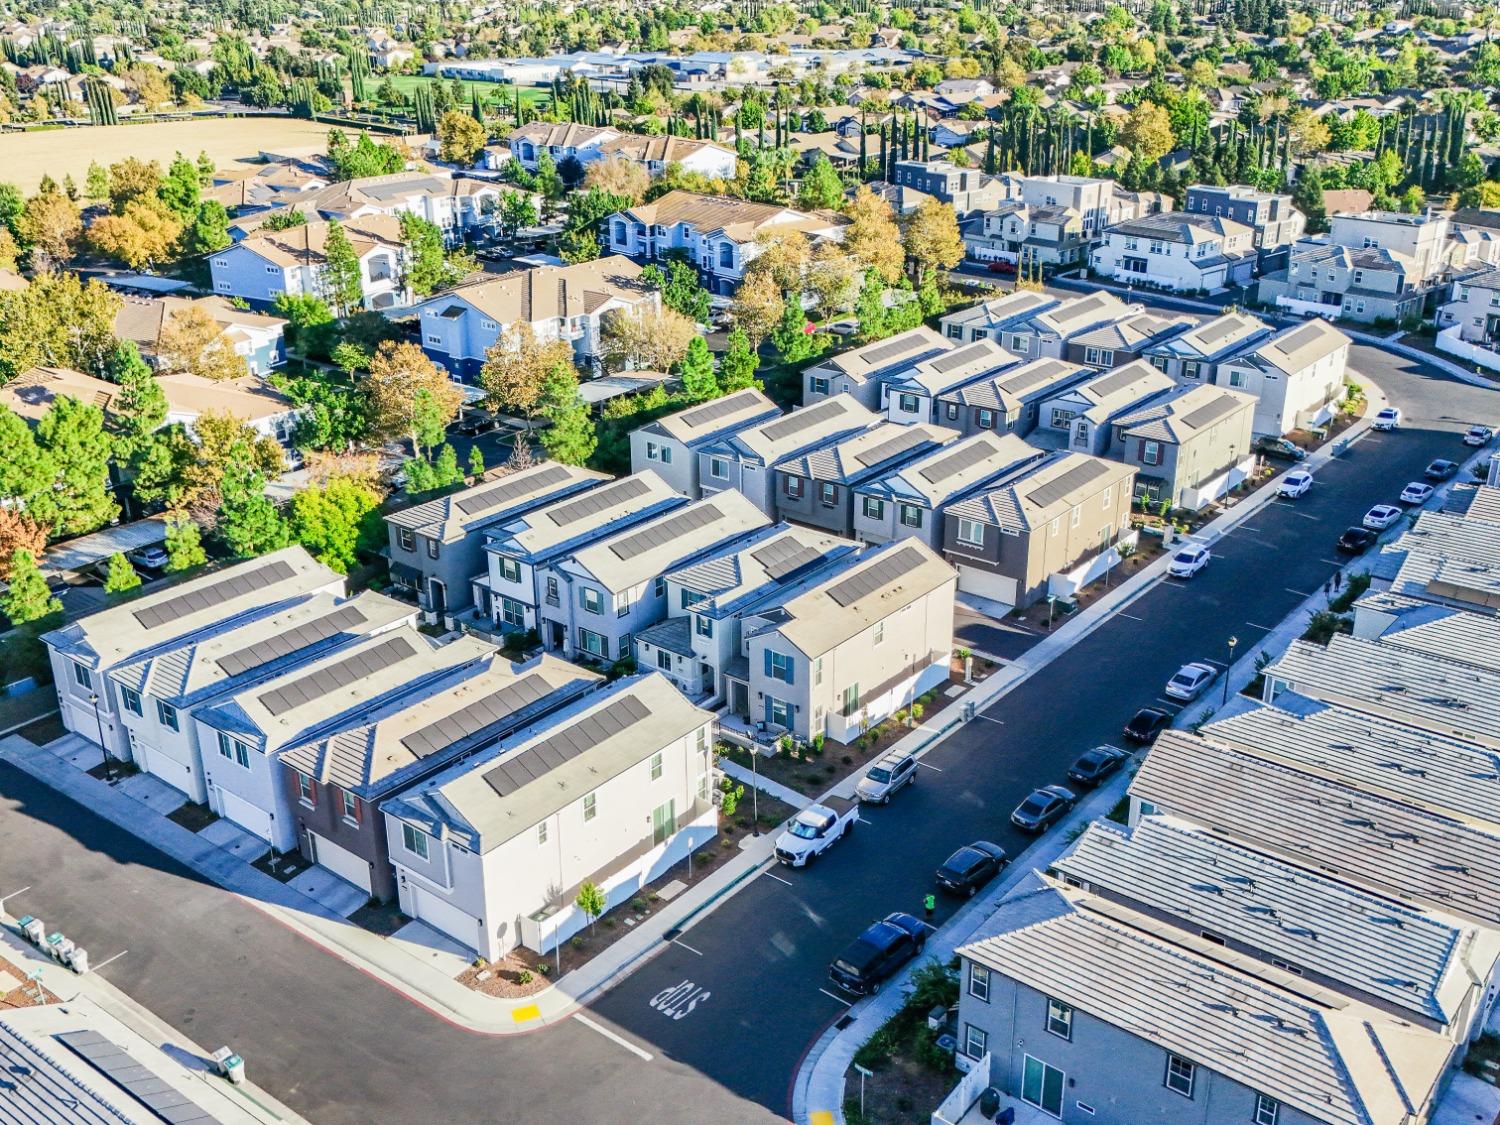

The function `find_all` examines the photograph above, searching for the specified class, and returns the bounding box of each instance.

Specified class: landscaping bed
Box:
[0,952,57,1009]
[166,801,219,833]
[844,960,960,1125]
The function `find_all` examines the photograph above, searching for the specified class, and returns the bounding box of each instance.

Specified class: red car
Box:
[987,260,1016,274]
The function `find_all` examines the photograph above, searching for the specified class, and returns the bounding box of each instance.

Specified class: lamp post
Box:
[1221,636,1239,706]
[750,746,761,836]
[88,692,112,783]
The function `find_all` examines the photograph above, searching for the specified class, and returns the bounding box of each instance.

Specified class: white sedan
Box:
[1373,407,1401,431]
[1165,662,1219,702]
[1399,482,1435,505]
[1167,544,1211,579]
[1278,470,1314,499]
[1363,504,1403,530]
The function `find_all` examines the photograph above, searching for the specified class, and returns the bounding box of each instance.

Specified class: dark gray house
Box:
[933,357,1095,439]
[1184,183,1305,270]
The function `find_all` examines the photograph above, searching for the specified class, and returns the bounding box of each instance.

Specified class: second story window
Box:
[1046,997,1073,1039]
[899,504,922,528]
[862,497,885,520]
[579,587,604,614]
[500,558,521,583]
[1164,1054,1195,1099]
[401,823,429,860]
[398,528,415,552]
[765,650,794,683]
[583,791,597,821]
[695,615,713,638]
[426,539,439,560]
[156,701,179,732]
[120,687,143,717]
[968,962,990,1001]
[957,519,985,548]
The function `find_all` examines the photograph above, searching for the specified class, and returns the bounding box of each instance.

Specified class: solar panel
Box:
[1025,459,1110,509]
[547,476,651,526]
[759,398,848,444]
[400,674,553,757]
[56,1029,219,1123]
[854,428,933,469]
[483,693,651,798]
[608,503,721,560]
[928,342,996,374]
[1270,321,1323,356]
[1000,360,1076,396]
[918,440,998,485]
[256,634,417,717]
[133,559,297,631]
[454,464,573,517]
[825,544,928,608]
[678,389,760,429]
[852,333,933,369]
[1195,315,1247,347]
[215,604,368,678]
[1086,364,1154,400]
[751,536,824,580]
[1179,392,1244,431]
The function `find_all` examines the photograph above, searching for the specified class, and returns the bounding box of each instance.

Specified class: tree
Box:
[745,229,810,293]
[399,212,450,297]
[480,323,574,429]
[216,458,288,558]
[798,154,844,211]
[362,341,463,449]
[103,552,141,595]
[88,197,183,270]
[18,187,80,267]
[601,305,696,371]
[1,549,60,626]
[772,296,827,363]
[641,257,712,323]
[163,518,207,573]
[719,328,760,391]
[582,156,650,202]
[84,161,109,202]
[35,396,117,536]
[538,365,597,467]
[320,220,363,315]
[272,293,335,355]
[0,271,120,382]
[677,335,718,401]
[107,157,163,214]
[0,229,18,271]
[497,190,538,242]
[730,271,784,347]
[1120,101,1175,162]
[842,186,905,283]
[0,511,46,577]
[575,879,606,934]
[157,306,248,381]
[158,152,202,220]
[133,413,285,512]
[107,342,167,460]
[468,445,485,479]
[437,109,488,166]
[903,199,964,282]
[185,200,232,256]
[1288,109,1332,156]
[1292,165,1327,234]
[807,241,862,315]
[286,475,382,573]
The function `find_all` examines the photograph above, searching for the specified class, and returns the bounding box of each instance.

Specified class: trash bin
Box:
[979,1087,1002,1118]
[66,947,89,974]
[20,916,45,945]
[223,1055,245,1086]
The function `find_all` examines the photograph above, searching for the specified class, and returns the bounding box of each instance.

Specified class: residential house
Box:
[1214,318,1351,437]
[231,172,501,247]
[629,388,783,497]
[880,339,1021,424]
[1366,507,1500,616]
[208,216,410,311]
[1113,384,1257,509]
[697,395,879,517]
[1141,310,1272,386]
[997,291,1137,363]
[538,490,770,664]
[385,462,608,624]
[1092,211,1256,292]
[605,190,848,294]
[1183,183,1306,266]
[503,122,737,179]
[279,653,600,901]
[481,471,688,651]
[934,357,1096,439]
[410,256,656,380]
[601,132,738,179]
[108,590,414,805]
[773,421,959,537]
[938,289,1060,345]
[114,295,288,375]
[42,548,343,762]
[193,626,494,852]
[1438,263,1500,343]
[1062,311,1195,370]
[941,452,1136,609]
[739,538,957,741]
[889,161,1009,216]
[801,327,953,411]
[966,175,1169,266]
[382,673,717,959]
[206,160,329,214]
[852,432,1044,548]
[1033,360,1176,456]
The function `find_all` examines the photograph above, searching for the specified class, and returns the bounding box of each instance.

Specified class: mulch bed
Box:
[166,802,219,833]
[252,850,312,883]
[0,953,58,1009]
[350,900,409,937]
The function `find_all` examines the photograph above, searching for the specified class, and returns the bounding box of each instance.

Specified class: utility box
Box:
[66,947,89,974]
[20,916,45,944]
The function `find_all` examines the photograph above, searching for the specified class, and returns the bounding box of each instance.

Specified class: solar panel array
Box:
[56,1029,219,1124]
[853,333,931,368]
[215,605,368,678]
[751,536,825,580]
[854,428,932,469]
[928,342,994,374]
[919,440,998,485]
[133,559,296,630]
[483,693,651,798]
[257,634,417,717]
[825,544,927,607]
[679,389,759,429]
[759,398,847,444]
[455,464,573,517]
[1180,392,1244,431]
[1025,459,1110,509]
[1269,321,1323,357]
[400,674,554,758]
[1000,360,1075,396]
[608,503,722,560]
[1195,315,1247,347]
[1087,364,1153,400]
[547,476,651,526]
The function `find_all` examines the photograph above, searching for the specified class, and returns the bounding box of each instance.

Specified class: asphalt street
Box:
[0,333,1494,1125]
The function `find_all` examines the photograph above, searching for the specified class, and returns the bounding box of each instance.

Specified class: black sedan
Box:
[1122,707,1172,745]
[1010,785,1077,833]
[935,841,1007,896]
[1337,526,1378,554]
[1424,459,1459,481]
[1067,744,1130,787]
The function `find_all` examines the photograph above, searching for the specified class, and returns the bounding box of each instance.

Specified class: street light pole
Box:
[1221,636,1239,706]
[750,747,761,836]
[89,692,112,783]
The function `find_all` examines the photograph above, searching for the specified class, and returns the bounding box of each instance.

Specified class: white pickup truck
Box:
[773,796,858,867]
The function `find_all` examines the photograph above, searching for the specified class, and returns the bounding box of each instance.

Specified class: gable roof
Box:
[422,255,650,326]
[809,327,952,385]
[666,523,858,615]
[1115,383,1255,443]
[634,387,781,445]
[386,462,607,542]
[620,190,847,244]
[776,421,958,484]
[886,338,1020,397]
[1226,318,1350,375]
[857,431,1044,506]
[946,452,1135,533]
[943,356,1094,413]
[486,470,684,561]
[713,394,878,464]
[1058,360,1176,424]
[1152,310,1272,361]
[233,215,404,268]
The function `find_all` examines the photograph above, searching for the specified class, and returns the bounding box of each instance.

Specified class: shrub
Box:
[1302,610,1352,645]
[517,968,534,985]
[570,936,585,950]
[630,897,648,912]
[841,755,853,765]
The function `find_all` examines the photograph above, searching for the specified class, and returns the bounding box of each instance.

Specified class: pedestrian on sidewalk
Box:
[1333,570,1342,591]
[1324,578,1333,596]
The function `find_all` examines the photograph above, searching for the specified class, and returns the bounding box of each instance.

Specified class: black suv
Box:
[829,913,927,995]
[1067,744,1130,787]
[935,841,1007,897]
[1123,708,1172,745]
[1337,526,1377,554]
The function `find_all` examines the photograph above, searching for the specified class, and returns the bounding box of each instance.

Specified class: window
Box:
[1046,998,1073,1040]
[156,701,179,732]
[1164,1054,1195,1098]
[1021,1057,1064,1116]
[402,823,429,860]
[577,628,607,658]
[1051,407,1077,428]
[579,587,604,614]
[812,657,823,686]
[862,496,885,520]
[612,221,626,243]
[1083,347,1113,366]
[1142,440,1162,466]
[646,751,664,781]
[398,528,415,552]
[1182,361,1200,381]
[841,682,860,717]
[718,244,734,269]
[537,821,548,845]
[217,731,250,768]
[946,323,963,339]
[945,403,959,420]
[651,798,677,845]
[819,482,837,506]
[767,696,793,728]
[120,687,142,717]
[963,1024,988,1059]
[977,408,995,429]
[545,576,559,604]
[968,962,990,1001]
[342,790,360,823]
[583,791,597,821]
[899,504,922,528]
[72,661,92,691]
[766,650,794,683]
[646,441,662,461]
[873,621,885,645]
[1070,505,1081,529]
[656,648,672,671]
[425,334,443,346]
[810,376,830,395]
[1101,486,1112,510]
[1149,355,1169,373]
[694,614,713,638]
[426,539,439,560]
[897,393,920,413]
[785,475,804,499]
[710,457,727,479]
[500,597,525,628]
[298,772,316,807]
[957,518,985,547]
[1010,334,1029,353]
[1254,1094,1280,1125]
[500,557,521,583]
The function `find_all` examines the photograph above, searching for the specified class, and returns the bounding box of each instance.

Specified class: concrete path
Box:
[718,758,814,810]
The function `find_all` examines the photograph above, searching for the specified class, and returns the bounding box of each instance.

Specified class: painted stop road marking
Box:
[649,979,711,1020]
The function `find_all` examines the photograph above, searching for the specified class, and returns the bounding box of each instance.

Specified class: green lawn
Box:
[376,74,553,108]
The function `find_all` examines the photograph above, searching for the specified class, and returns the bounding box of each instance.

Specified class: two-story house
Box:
[1091,211,1256,292]
[938,289,1060,345]
[386,462,608,625]
[1213,318,1350,437]
[1183,183,1306,269]
[996,291,1136,363]
[933,356,1097,440]
[505,122,738,180]
[965,200,1092,268]
[381,673,717,960]
[1142,310,1272,386]
[1113,384,1257,509]
[801,327,953,411]
[880,339,1021,425]
[890,160,1008,216]
[629,388,783,497]
[1062,311,1195,371]
[1438,263,1500,343]
[209,216,410,311]
[1034,361,1176,456]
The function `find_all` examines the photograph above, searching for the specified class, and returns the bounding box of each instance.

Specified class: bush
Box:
[1302,610,1352,645]
[1327,571,1371,614]
[517,968,534,985]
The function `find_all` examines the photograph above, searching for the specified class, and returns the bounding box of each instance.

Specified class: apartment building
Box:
[505,122,737,179]
[1113,384,1257,509]
[629,388,782,497]
[880,339,1020,425]
[934,357,1096,439]
[1091,211,1256,292]
[890,160,1008,216]
[114,294,288,376]
[1033,360,1176,457]
[1213,318,1351,437]
[230,170,501,246]
[209,216,410,311]
[1183,183,1305,263]
[801,327,953,411]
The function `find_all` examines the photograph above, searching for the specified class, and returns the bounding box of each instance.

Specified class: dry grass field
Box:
[0,117,343,193]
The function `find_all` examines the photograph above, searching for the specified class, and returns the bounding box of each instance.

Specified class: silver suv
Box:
[856,749,918,804]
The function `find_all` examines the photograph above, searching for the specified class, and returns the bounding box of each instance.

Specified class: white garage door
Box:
[410,886,481,951]
[215,787,273,843]
[957,564,1017,608]
[308,832,373,895]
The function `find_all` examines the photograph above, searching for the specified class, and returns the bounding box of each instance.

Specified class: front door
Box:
[548,621,565,649]
[1021,1055,1065,1117]
[428,579,446,615]
[730,681,749,718]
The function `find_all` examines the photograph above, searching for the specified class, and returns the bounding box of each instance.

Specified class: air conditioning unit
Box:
[20,916,45,945]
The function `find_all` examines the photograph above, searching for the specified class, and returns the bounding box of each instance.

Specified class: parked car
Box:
[1067,744,1130,787]
[1011,785,1077,832]
[1278,469,1314,499]
[1167,543,1211,579]
[1123,707,1172,745]
[1255,436,1307,461]
[827,319,859,337]
[1362,504,1402,530]
[1337,526,1378,553]
[1164,662,1218,702]
[127,544,170,571]
[457,411,497,436]
[1463,425,1493,447]
[1424,459,1459,481]
[773,797,858,867]
[935,841,1007,896]
[1399,482,1434,505]
[855,749,918,804]
[828,913,927,995]
[1373,407,1401,431]
[987,260,1016,275]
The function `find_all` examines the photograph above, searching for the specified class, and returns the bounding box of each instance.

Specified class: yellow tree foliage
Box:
[362,340,463,444]
[88,197,183,270]
[841,186,905,284]
[729,270,784,346]
[1120,101,1175,162]
[437,110,489,166]
[601,305,696,371]
[157,306,249,381]
[744,227,811,293]
[582,156,651,203]
[18,188,81,267]
[480,322,576,424]
[902,198,965,280]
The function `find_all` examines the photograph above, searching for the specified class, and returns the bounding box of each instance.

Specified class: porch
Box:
[932,1053,1055,1125]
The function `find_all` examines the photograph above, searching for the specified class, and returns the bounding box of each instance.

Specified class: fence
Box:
[1434,323,1500,375]
[932,1051,992,1124]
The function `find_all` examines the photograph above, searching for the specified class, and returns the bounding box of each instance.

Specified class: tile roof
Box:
[386,462,606,541]
[424,254,651,326]
[1115,383,1255,443]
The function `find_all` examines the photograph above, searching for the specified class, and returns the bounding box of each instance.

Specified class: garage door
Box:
[410,886,481,951]
[957,564,1017,608]
[308,832,373,895]
[215,787,273,843]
